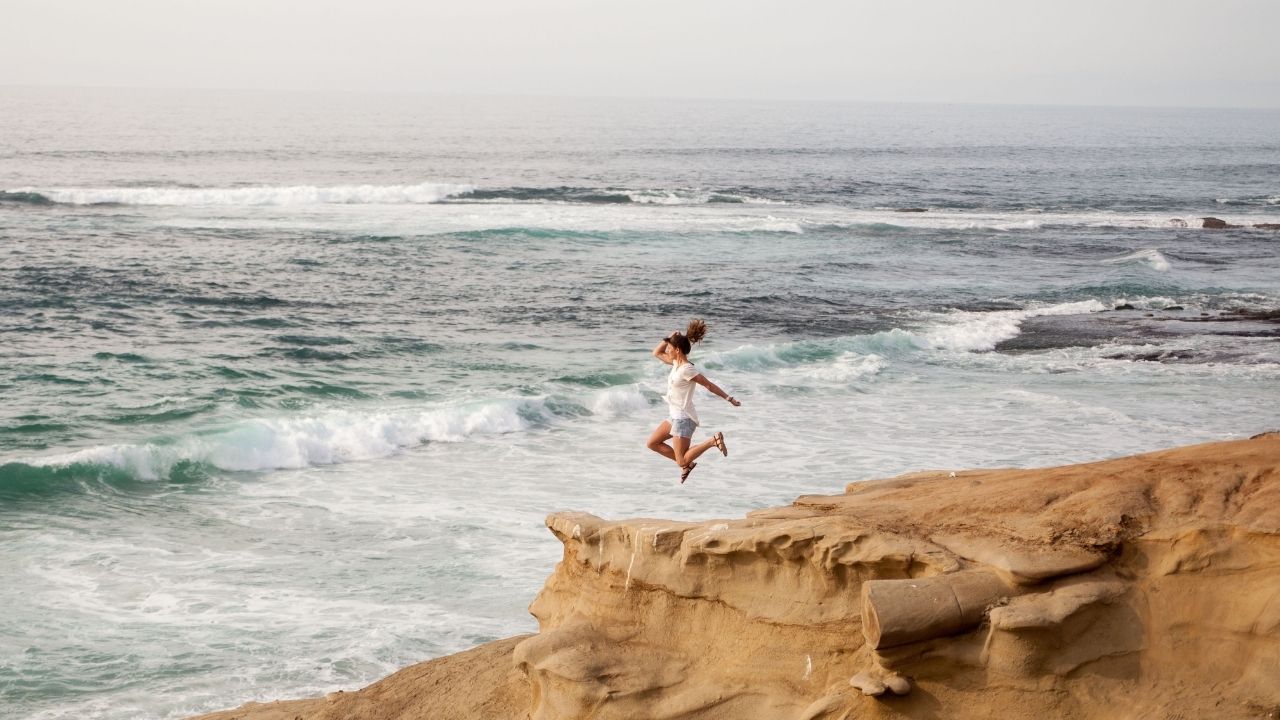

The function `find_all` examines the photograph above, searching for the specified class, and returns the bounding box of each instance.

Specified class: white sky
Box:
[3,0,1278,107]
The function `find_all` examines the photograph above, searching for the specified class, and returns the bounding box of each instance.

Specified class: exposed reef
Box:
[1201,217,1280,230]
[195,433,1280,720]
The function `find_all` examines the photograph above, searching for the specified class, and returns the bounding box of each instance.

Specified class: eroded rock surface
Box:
[516,434,1280,720]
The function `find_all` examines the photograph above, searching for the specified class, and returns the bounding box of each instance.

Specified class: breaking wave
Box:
[0,182,476,206]
[1102,248,1172,272]
[0,386,649,497]
[446,186,783,205]
[702,300,1110,372]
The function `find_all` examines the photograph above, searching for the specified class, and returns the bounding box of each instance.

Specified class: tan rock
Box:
[883,673,911,695]
[848,671,886,696]
[930,532,1107,584]
[861,570,1017,649]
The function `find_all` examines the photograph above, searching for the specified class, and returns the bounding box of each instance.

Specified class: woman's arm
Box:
[692,374,742,406]
[652,337,674,365]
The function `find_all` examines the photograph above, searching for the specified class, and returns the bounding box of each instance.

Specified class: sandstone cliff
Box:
[196,433,1280,720]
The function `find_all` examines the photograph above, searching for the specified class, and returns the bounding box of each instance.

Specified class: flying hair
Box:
[685,318,707,345]
[668,318,707,355]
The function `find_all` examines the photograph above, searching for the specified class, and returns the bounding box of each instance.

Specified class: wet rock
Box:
[893,208,928,213]
[1103,349,1198,362]
[1164,306,1185,311]
[1254,223,1280,230]
[1201,217,1242,229]
[1168,218,1188,227]
[1113,303,1136,311]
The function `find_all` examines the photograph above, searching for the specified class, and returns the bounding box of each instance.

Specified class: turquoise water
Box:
[1,88,1278,719]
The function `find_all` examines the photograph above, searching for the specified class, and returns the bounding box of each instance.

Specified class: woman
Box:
[646,319,741,483]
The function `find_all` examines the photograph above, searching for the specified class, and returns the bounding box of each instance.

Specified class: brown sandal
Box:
[680,462,697,484]
[713,432,728,457]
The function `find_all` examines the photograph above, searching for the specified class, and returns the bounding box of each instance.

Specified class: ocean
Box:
[1,87,1277,719]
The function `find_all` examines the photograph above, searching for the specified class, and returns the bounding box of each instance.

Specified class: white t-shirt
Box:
[666,361,701,423]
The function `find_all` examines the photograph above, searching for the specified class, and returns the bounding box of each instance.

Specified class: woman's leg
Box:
[646,421,675,462]
[671,435,719,467]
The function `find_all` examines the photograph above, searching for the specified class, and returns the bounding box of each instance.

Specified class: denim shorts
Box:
[670,417,698,438]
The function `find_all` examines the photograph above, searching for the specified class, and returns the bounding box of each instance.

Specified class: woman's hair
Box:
[670,318,707,355]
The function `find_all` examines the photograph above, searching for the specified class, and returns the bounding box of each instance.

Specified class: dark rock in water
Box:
[1169,218,1189,228]
[1254,223,1280,230]
[1202,308,1280,322]
[1202,217,1242,229]
[1113,303,1136,311]
[1164,306,1185,312]
[1237,308,1280,321]
[1104,349,1199,363]
[893,208,928,213]
[997,307,1279,359]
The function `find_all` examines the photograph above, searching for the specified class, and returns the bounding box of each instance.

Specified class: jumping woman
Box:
[646,319,741,483]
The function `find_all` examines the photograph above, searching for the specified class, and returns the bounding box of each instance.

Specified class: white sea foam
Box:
[26,398,553,479]
[19,384,664,480]
[1110,295,1185,310]
[625,190,785,205]
[919,300,1108,353]
[786,353,887,383]
[820,208,1241,232]
[1216,196,1280,206]
[19,182,475,206]
[625,189,723,205]
[706,301,1107,378]
[143,199,1260,238]
[1000,389,1136,425]
[588,385,649,418]
[1102,248,1172,272]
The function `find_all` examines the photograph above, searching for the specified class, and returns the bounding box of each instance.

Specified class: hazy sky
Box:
[4,0,1278,107]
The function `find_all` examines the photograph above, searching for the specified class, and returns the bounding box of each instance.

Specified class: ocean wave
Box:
[705,300,1109,370]
[0,182,475,206]
[779,352,887,383]
[917,300,1108,353]
[1102,248,1172,272]
[0,190,54,205]
[0,386,650,496]
[1107,295,1185,311]
[626,189,784,205]
[446,186,784,206]
[1215,195,1280,207]
[806,209,1247,233]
